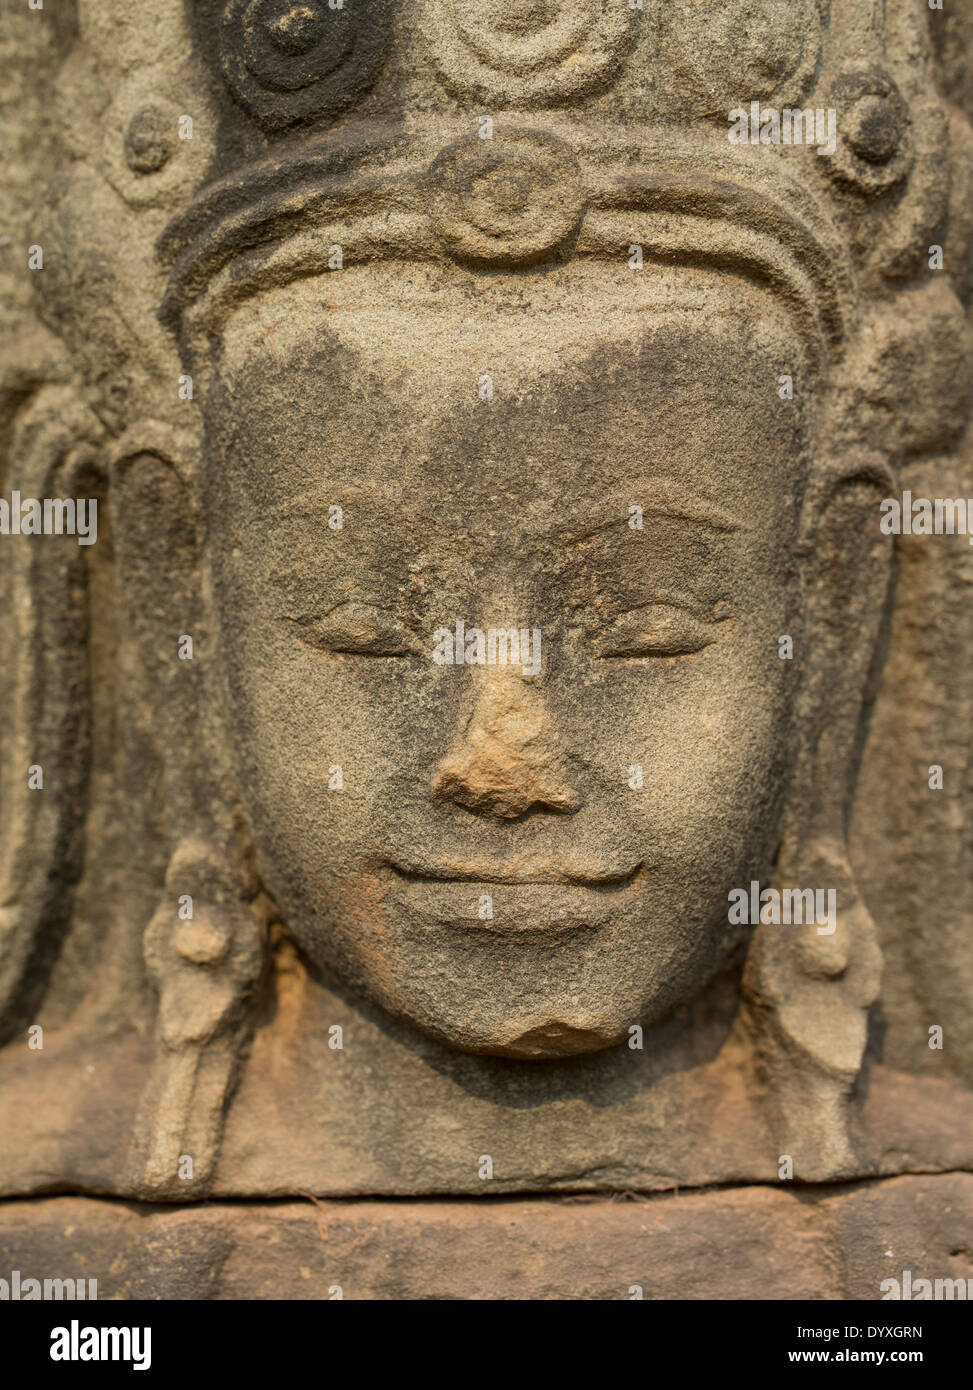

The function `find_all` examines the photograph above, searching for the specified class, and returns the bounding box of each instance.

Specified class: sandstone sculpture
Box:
[1,0,971,1300]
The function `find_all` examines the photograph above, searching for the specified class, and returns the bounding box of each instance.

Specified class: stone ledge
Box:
[1,1172,970,1300]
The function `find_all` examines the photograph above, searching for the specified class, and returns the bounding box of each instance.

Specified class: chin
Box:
[488,1021,629,1061]
[401,1004,633,1061]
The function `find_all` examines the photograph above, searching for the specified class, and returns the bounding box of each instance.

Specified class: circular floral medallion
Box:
[825,72,913,197]
[427,130,585,267]
[669,0,823,111]
[220,0,390,130]
[421,0,640,106]
[101,69,215,210]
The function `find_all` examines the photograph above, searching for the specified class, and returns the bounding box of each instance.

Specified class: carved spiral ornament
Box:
[825,72,913,197]
[427,130,585,268]
[220,0,390,129]
[421,0,641,105]
[102,69,214,210]
[669,0,823,109]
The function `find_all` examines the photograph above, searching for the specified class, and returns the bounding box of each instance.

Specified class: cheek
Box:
[213,589,449,884]
[561,609,795,854]
[649,662,794,882]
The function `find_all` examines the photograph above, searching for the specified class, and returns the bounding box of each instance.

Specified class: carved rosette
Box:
[421,0,640,105]
[667,0,824,111]
[101,68,215,210]
[219,0,391,129]
[426,130,585,267]
[825,71,914,197]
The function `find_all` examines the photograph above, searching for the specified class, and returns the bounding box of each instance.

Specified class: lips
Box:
[384,859,644,932]
[386,857,643,888]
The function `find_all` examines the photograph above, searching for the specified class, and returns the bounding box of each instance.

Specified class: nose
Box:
[431,663,581,820]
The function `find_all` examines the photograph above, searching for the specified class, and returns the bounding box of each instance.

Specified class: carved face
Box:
[200,261,812,1057]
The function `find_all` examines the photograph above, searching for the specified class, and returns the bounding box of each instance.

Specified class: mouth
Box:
[384,859,644,932]
[387,857,643,888]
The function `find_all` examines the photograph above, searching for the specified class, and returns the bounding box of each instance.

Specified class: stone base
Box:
[1,1173,970,1300]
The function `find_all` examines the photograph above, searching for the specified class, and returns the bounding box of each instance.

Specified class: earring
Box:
[744,838,882,1179]
[129,835,267,1196]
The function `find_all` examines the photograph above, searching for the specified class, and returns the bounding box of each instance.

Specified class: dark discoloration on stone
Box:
[1,0,971,1296]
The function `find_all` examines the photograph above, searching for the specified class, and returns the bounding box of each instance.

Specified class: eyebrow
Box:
[557,479,746,544]
[265,478,745,553]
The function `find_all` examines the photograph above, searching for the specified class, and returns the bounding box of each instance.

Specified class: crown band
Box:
[159,120,854,361]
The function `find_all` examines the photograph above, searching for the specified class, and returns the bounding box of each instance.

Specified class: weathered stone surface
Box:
[2,1174,971,1300]
[1,0,971,1297]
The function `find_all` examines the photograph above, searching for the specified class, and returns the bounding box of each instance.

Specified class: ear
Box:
[109,425,266,1198]
[792,453,898,855]
[0,387,99,1044]
[109,426,212,833]
[744,453,895,1179]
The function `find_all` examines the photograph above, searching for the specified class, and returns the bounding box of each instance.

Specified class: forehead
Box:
[215,261,812,538]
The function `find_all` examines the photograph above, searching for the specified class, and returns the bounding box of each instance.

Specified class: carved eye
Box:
[591,603,721,658]
[290,602,416,657]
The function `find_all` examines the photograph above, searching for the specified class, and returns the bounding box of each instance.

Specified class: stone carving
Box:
[426,129,585,266]
[666,0,825,111]
[1,0,972,1299]
[219,0,392,128]
[420,0,641,105]
[826,70,913,195]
